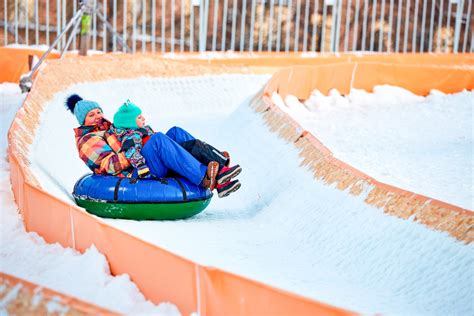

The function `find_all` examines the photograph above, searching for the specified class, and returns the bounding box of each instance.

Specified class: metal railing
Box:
[1,0,473,53]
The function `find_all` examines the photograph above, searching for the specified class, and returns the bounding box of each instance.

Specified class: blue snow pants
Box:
[140,126,207,186]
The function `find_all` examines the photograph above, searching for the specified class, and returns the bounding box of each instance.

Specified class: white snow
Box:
[26,75,473,315]
[272,86,473,210]
[0,83,180,316]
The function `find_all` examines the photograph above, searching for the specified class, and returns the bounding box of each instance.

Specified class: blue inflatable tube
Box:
[73,174,213,220]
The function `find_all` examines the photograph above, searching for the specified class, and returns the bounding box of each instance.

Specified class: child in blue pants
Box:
[111,100,241,198]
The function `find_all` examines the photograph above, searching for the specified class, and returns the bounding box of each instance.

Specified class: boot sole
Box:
[217,166,242,185]
[217,181,241,198]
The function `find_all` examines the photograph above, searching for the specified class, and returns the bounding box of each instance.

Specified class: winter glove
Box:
[137,165,151,178]
[122,138,136,153]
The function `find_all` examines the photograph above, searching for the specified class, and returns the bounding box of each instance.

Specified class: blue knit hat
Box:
[113,99,142,129]
[65,94,103,125]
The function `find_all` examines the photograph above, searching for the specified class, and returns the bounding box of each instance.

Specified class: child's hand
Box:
[122,138,136,152]
[137,165,151,178]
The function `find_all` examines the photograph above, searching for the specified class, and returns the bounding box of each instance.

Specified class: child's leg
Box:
[142,132,207,186]
[166,126,229,168]
[165,126,195,145]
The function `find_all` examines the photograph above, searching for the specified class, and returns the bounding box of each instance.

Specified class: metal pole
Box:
[25,0,29,45]
[445,0,452,52]
[412,0,419,52]
[378,0,386,52]
[269,0,276,51]
[221,0,229,51]
[302,0,310,51]
[4,0,8,45]
[286,0,293,52]
[132,0,136,53]
[35,0,39,45]
[321,0,327,51]
[420,0,427,52]
[311,0,320,52]
[73,0,77,49]
[103,0,107,52]
[344,0,352,51]
[258,0,266,52]
[46,0,50,45]
[403,0,411,52]
[171,0,175,52]
[212,0,219,51]
[428,0,435,52]
[142,0,146,53]
[92,0,97,51]
[387,0,394,52]
[334,0,343,51]
[369,0,377,51]
[181,0,185,51]
[200,0,209,52]
[352,0,360,51]
[113,0,117,52]
[15,0,18,43]
[277,0,284,51]
[437,0,444,52]
[151,0,156,52]
[361,0,368,50]
[123,0,127,53]
[240,0,247,51]
[294,0,302,51]
[329,1,336,52]
[162,0,166,52]
[230,0,237,50]
[453,0,464,53]
[395,0,402,51]
[249,0,257,51]
[62,0,66,49]
[462,0,472,52]
[190,0,195,52]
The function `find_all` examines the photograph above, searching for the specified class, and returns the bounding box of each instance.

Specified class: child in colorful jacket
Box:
[110,99,242,198]
[109,101,155,179]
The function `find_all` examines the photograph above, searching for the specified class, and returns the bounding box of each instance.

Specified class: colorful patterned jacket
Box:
[74,119,131,177]
[108,124,155,178]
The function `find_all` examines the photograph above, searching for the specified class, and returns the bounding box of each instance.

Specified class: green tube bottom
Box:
[75,198,212,220]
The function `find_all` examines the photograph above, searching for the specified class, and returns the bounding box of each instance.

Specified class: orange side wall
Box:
[6,51,473,315]
[0,47,60,83]
[0,272,115,315]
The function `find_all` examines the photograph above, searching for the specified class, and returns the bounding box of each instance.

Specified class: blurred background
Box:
[0,0,472,53]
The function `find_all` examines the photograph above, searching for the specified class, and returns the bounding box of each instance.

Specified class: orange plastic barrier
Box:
[0,272,115,315]
[0,47,60,83]
[6,51,473,315]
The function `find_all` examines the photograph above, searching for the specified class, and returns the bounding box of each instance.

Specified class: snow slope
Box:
[273,86,473,210]
[26,74,474,315]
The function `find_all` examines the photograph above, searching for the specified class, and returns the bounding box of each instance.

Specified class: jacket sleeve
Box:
[78,134,130,175]
[122,134,150,177]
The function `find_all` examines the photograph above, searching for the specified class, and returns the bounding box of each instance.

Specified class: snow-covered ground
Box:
[26,74,473,315]
[273,86,473,210]
[0,83,180,315]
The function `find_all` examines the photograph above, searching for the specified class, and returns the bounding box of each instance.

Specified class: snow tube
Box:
[72,174,212,220]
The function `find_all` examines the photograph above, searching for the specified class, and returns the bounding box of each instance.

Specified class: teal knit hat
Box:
[74,100,102,125]
[113,99,142,129]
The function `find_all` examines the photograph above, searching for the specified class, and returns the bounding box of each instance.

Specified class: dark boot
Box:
[181,139,229,169]
[216,164,242,185]
[216,179,241,198]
